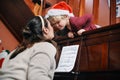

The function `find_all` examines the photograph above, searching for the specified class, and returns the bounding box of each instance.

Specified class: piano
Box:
[53,23,120,80]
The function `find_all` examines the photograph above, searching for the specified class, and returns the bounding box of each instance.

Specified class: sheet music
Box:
[55,45,79,72]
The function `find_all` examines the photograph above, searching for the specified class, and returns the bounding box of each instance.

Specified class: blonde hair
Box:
[47,15,67,25]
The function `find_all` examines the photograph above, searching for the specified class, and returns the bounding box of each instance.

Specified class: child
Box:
[45,1,101,38]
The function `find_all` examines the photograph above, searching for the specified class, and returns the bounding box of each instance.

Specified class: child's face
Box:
[49,16,68,30]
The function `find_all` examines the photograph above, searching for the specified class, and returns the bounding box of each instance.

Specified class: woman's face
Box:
[46,20,54,39]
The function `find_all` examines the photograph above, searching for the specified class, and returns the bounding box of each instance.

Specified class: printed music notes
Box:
[55,45,79,72]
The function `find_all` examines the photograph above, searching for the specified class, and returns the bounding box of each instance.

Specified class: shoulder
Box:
[69,17,83,26]
[70,17,82,22]
[69,17,78,24]
[32,42,56,56]
[34,42,56,50]
[70,14,92,20]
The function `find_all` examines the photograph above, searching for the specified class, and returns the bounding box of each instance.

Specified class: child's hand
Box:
[77,29,86,35]
[68,32,74,38]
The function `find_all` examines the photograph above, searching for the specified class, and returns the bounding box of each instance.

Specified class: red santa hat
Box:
[45,1,74,18]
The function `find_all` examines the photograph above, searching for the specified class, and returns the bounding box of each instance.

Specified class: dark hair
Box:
[32,0,41,5]
[10,16,48,59]
[32,0,51,8]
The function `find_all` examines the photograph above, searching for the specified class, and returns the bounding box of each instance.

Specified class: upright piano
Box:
[53,23,120,80]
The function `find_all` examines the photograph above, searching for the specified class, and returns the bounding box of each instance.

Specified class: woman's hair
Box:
[32,0,51,8]
[32,0,41,5]
[10,16,48,59]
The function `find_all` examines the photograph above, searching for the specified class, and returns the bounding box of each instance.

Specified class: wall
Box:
[0,20,19,52]
[98,0,110,26]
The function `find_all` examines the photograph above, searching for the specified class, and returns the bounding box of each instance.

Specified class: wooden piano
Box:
[53,23,120,80]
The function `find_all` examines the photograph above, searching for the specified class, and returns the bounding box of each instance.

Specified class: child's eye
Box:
[57,21,60,24]
[52,21,60,27]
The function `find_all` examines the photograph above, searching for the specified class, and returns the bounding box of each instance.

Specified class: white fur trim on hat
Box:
[45,9,74,18]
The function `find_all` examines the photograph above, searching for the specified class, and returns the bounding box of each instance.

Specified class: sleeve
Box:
[83,24,96,31]
[28,52,51,80]
[73,14,93,30]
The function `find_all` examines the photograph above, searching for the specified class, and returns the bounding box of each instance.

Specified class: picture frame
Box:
[116,0,120,5]
[116,5,120,17]
[108,0,120,17]
[116,0,120,17]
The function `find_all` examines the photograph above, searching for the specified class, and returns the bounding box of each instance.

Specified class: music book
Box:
[55,45,79,72]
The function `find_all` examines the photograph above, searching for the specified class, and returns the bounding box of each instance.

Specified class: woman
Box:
[0,16,57,80]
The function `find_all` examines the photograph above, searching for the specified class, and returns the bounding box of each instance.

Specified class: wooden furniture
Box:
[54,23,120,80]
[0,0,34,42]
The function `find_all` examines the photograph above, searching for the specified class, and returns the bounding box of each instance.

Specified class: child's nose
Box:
[56,24,59,27]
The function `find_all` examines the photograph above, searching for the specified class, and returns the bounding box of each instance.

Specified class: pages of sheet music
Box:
[55,45,79,72]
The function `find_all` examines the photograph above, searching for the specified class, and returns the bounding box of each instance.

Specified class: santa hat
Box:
[45,1,74,18]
